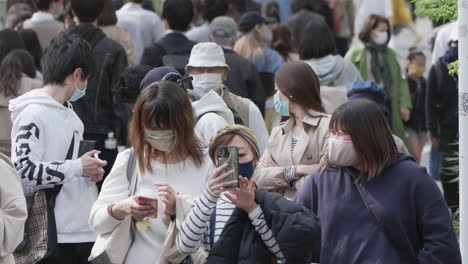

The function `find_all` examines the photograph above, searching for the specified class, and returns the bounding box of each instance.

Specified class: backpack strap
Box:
[127,150,137,195]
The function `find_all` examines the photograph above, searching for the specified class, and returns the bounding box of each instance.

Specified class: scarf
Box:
[365,42,393,95]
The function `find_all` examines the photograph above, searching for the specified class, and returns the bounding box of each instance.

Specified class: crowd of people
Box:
[0,0,463,263]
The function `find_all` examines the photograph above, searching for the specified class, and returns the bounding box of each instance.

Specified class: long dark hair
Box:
[321,100,397,180]
[0,49,37,98]
[271,24,296,61]
[0,29,26,65]
[18,29,43,70]
[129,81,204,173]
[275,61,325,113]
[97,0,118,26]
[298,18,336,60]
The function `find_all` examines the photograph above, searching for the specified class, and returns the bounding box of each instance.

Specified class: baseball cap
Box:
[209,16,238,39]
[239,11,275,33]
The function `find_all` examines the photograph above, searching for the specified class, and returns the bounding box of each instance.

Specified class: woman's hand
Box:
[225,177,257,214]
[112,196,156,220]
[207,164,237,196]
[156,184,176,216]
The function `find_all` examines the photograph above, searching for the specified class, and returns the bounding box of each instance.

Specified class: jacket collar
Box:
[282,109,327,134]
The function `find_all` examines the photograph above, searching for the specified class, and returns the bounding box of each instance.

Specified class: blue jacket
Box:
[295,154,461,264]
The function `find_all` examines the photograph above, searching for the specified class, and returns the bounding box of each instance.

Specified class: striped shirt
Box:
[291,136,298,154]
[176,188,285,261]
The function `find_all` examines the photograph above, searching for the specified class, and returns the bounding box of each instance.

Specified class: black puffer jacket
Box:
[67,24,129,144]
[206,189,321,264]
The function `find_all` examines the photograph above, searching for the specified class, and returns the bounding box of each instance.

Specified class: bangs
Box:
[329,113,349,134]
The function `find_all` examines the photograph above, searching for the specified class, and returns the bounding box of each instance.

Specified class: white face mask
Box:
[144,129,176,152]
[328,138,358,167]
[373,31,388,45]
[191,73,223,96]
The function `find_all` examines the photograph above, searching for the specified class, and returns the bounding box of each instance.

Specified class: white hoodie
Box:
[9,89,98,243]
[192,91,235,146]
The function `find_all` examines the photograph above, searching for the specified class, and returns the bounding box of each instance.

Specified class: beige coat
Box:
[100,25,136,65]
[0,153,27,264]
[254,110,330,199]
[0,75,42,156]
[23,19,63,51]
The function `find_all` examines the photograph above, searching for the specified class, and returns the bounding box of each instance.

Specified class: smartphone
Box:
[137,197,158,218]
[78,140,96,157]
[217,146,239,188]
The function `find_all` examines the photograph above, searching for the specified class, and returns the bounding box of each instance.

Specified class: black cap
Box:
[239,11,275,33]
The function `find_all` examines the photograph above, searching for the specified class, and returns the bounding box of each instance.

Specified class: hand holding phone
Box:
[137,197,158,218]
[217,146,239,188]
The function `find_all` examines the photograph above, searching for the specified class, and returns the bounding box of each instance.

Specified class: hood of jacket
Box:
[305,55,346,86]
[192,90,235,124]
[9,89,70,122]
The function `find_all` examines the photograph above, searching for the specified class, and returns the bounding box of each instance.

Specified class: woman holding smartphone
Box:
[89,81,215,263]
[176,125,320,263]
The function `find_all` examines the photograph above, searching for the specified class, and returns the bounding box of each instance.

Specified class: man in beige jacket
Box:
[0,153,27,264]
[23,0,64,51]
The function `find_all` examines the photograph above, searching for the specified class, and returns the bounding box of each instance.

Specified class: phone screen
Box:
[78,140,96,157]
[217,146,239,188]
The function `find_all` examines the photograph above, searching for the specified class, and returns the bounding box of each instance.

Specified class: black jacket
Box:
[141,32,197,70]
[68,24,129,144]
[404,77,427,132]
[206,189,321,264]
[427,57,458,151]
[223,48,265,110]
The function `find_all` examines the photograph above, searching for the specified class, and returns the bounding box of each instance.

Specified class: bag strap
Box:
[352,177,415,263]
[127,150,137,195]
[209,208,217,249]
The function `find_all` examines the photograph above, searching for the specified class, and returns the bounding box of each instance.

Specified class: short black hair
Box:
[0,29,26,65]
[71,0,104,23]
[97,0,117,26]
[41,35,95,85]
[162,0,193,31]
[201,0,229,23]
[118,65,153,104]
[298,18,336,60]
[18,29,43,70]
[37,0,58,11]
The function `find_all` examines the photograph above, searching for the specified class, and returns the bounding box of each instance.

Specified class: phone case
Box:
[217,146,239,187]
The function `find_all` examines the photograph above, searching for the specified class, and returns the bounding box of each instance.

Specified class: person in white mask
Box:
[294,99,461,263]
[89,80,216,263]
[345,14,412,148]
[185,42,269,154]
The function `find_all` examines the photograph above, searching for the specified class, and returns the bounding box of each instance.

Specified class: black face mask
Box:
[238,161,255,180]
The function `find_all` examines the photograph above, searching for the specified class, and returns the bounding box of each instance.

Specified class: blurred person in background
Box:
[257,0,292,23]
[328,0,355,56]
[89,81,215,264]
[271,23,299,62]
[98,0,136,65]
[300,18,361,113]
[68,0,128,188]
[287,0,332,48]
[404,48,428,163]
[186,0,229,43]
[18,29,43,71]
[353,0,393,37]
[23,0,64,51]
[0,50,42,157]
[116,0,165,63]
[345,14,411,146]
[118,65,153,109]
[113,0,155,11]
[5,3,33,29]
[176,125,321,263]
[0,153,27,264]
[141,0,196,73]
[186,42,269,153]
[295,99,461,263]
[209,16,265,114]
[254,62,330,199]
[427,37,459,214]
